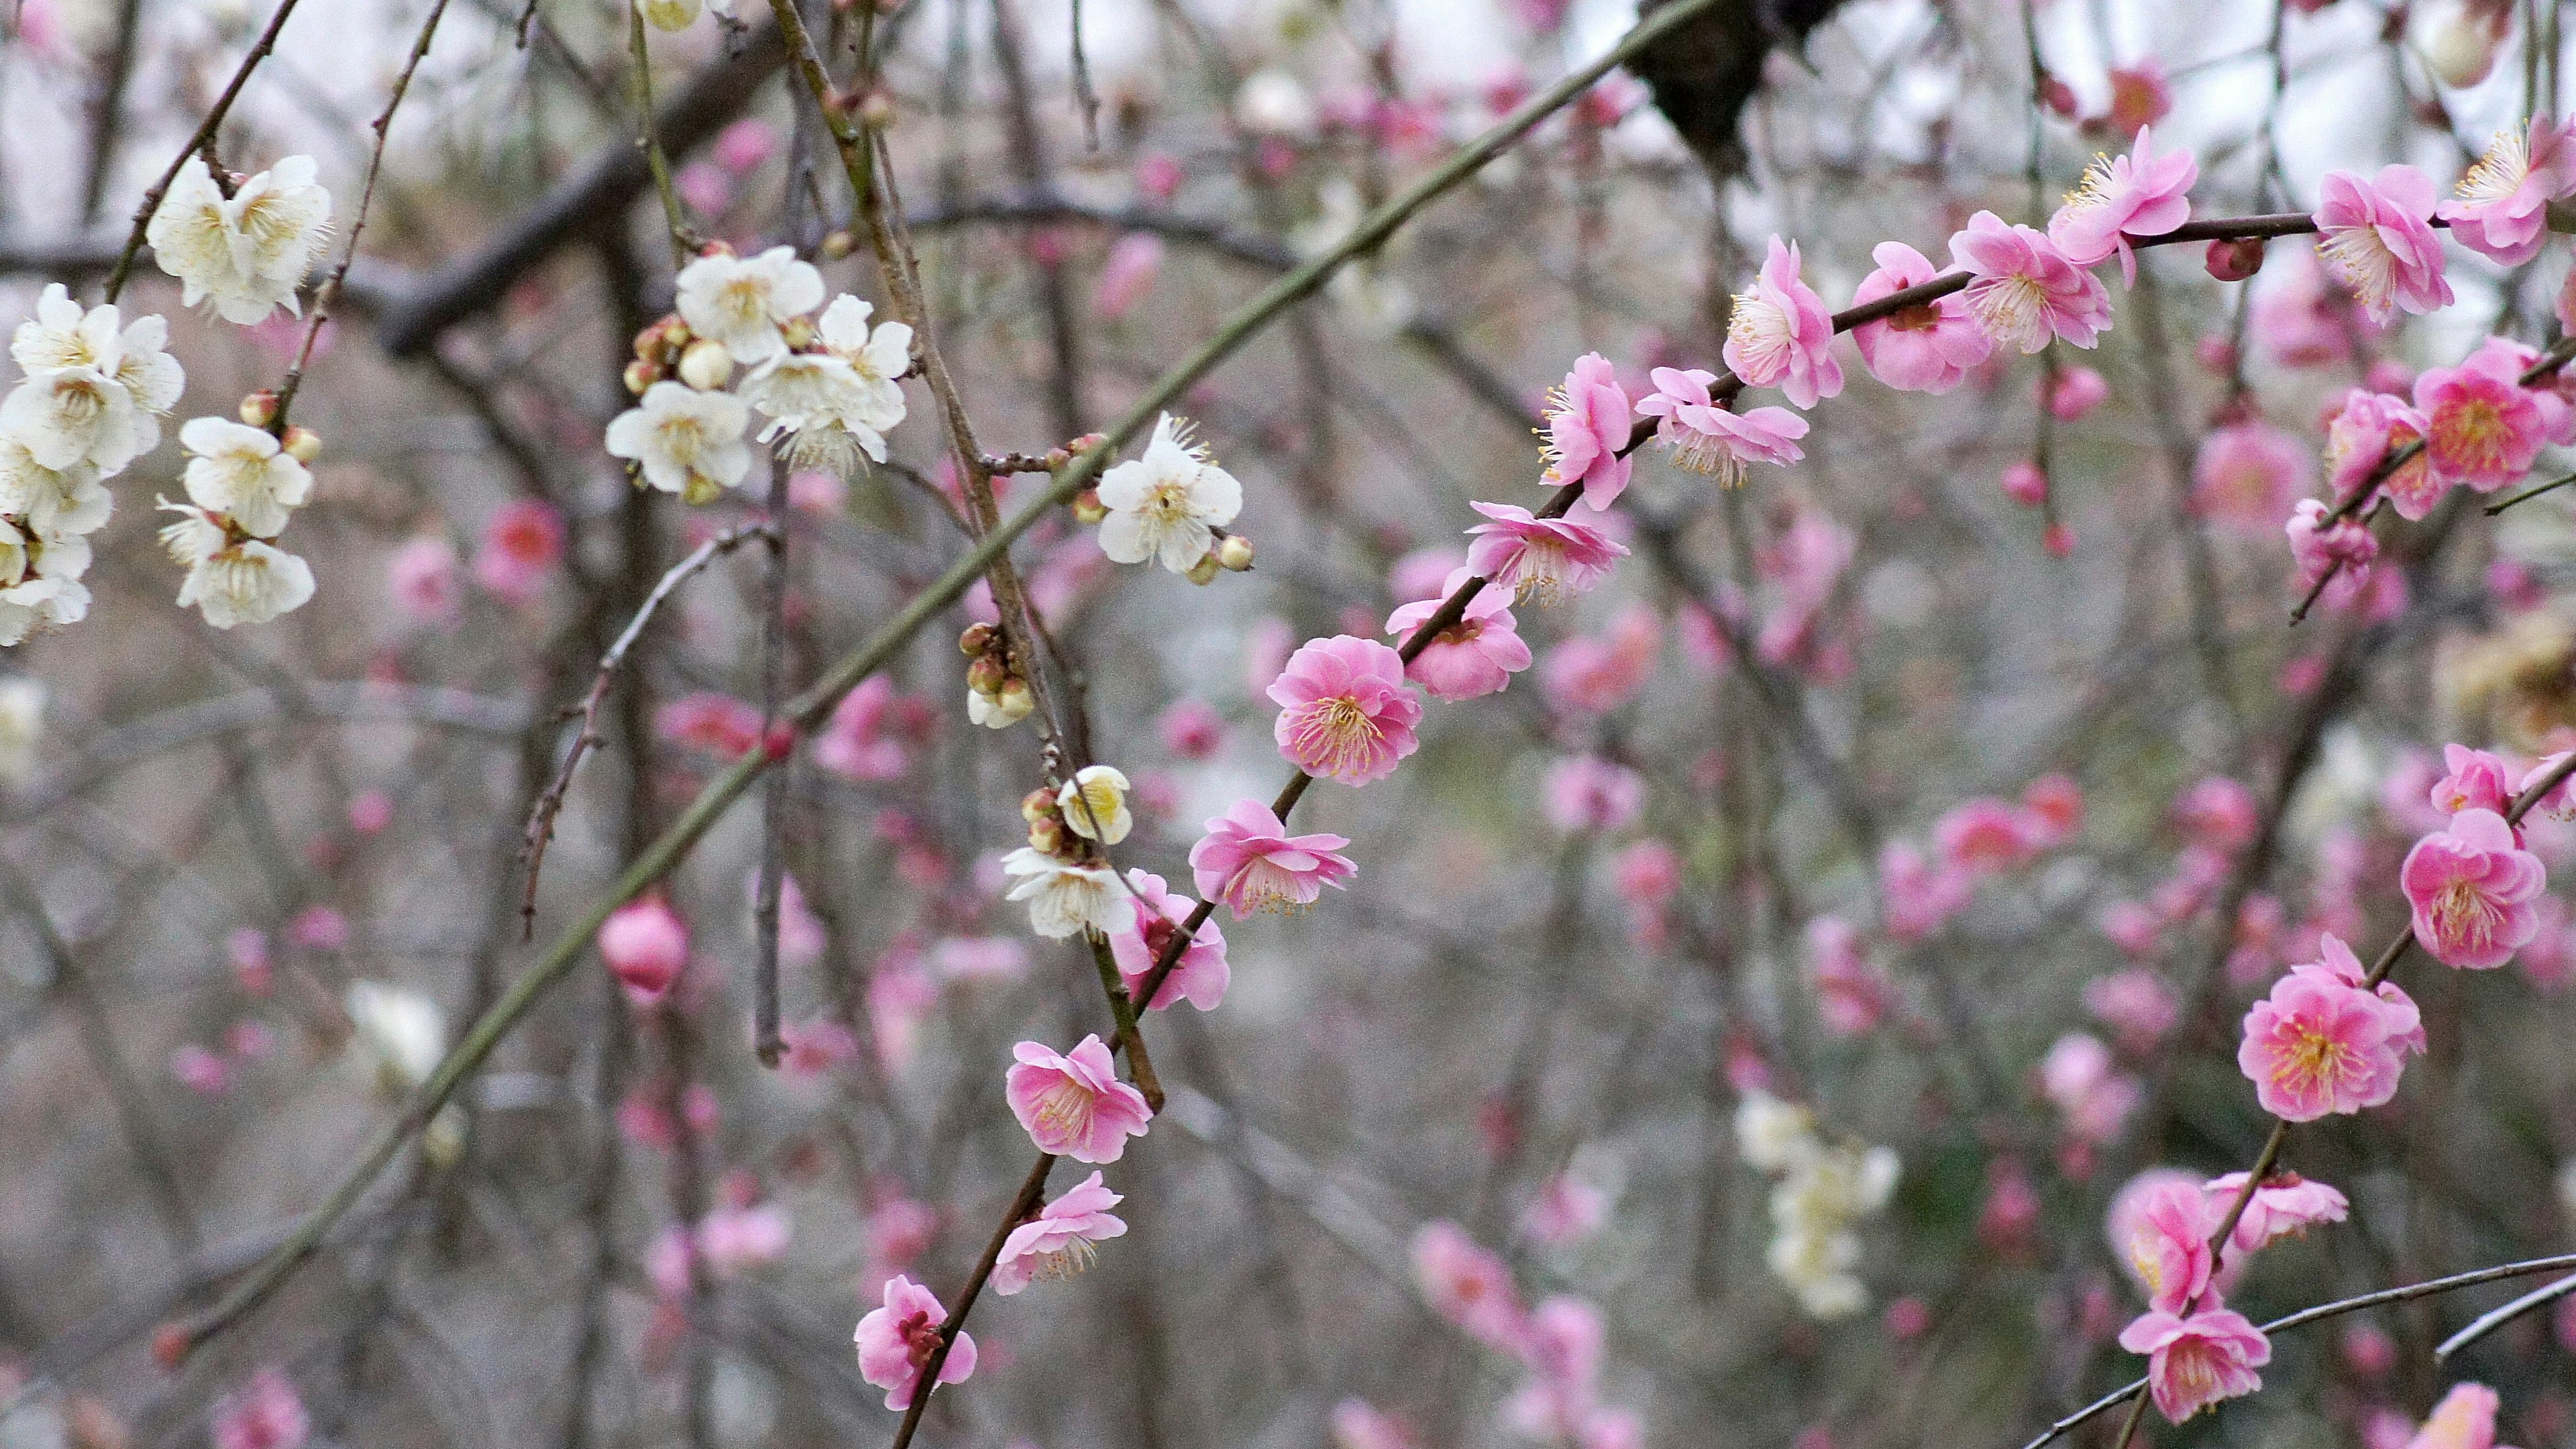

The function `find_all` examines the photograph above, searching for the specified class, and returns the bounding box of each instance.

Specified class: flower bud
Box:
[1021,787,1059,823]
[2204,237,2265,282]
[857,90,897,128]
[282,426,321,464]
[820,230,857,260]
[1057,764,1132,845]
[677,338,734,390]
[994,678,1035,718]
[780,315,818,352]
[599,897,689,1004]
[238,390,280,428]
[1216,534,1255,571]
[967,652,1010,695]
[1071,489,1108,525]
[1044,446,1073,471]
[959,621,999,655]
[2038,74,2080,119]
[698,239,738,260]
[1184,555,1222,585]
[2416,0,2507,87]
[625,358,662,395]
[1026,815,1066,856]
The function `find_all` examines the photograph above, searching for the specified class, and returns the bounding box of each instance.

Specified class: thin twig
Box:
[752,468,791,1067]
[628,0,698,262]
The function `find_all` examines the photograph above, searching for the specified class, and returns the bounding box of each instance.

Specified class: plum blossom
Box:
[1386,568,1532,700]
[11,284,182,455]
[598,896,689,1004]
[1850,241,1991,394]
[1330,1401,1417,1449]
[998,848,1123,939]
[1544,602,1661,714]
[1057,763,1133,844]
[1934,798,2039,876]
[2324,390,2439,517]
[2086,969,2180,1051]
[1807,916,1889,1036]
[2047,126,2198,286]
[1947,211,2112,353]
[674,246,824,365]
[2286,500,2377,611]
[1540,352,1635,507]
[606,382,751,504]
[1106,868,1228,1011]
[739,297,911,474]
[1268,635,1421,785]
[1095,413,1243,573]
[160,503,315,628]
[852,1273,976,1411]
[386,536,461,625]
[1093,233,1165,319]
[1635,368,1807,485]
[2401,808,2546,968]
[147,156,333,325]
[815,676,917,781]
[2121,1176,2213,1313]
[1523,1172,1610,1246]
[2440,119,2576,264]
[2043,1032,2142,1144]
[2313,166,2452,322]
[211,1368,309,1449]
[1880,840,1971,942]
[1005,1035,1151,1162]
[2175,776,2258,852]
[2238,949,2414,1118]
[2046,366,2110,421]
[1464,501,1628,604]
[2202,1170,2348,1254]
[2415,352,2550,493]
[2430,744,2516,818]
[2192,421,2310,531]
[2118,1305,2270,1422]
[1723,236,1843,408]
[1188,798,1356,918]
[180,418,312,538]
[1542,755,1645,833]
[991,1171,1128,1295]
[1411,1220,1527,1347]
[2408,1383,2504,1449]
[475,498,563,604]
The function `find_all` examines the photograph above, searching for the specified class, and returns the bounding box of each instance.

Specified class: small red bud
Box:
[761,722,796,763]
[2039,75,2080,119]
[150,1323,191,1370]
[2204,237,2265,282]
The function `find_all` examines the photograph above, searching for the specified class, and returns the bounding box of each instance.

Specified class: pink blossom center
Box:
[2275,1024,2364,1099]
[1287,694,1387,777]
[898,1309,943,1371]
[1030,1077,1099,1143]
[2428,876,2509,952]
[2431,397,2512,474]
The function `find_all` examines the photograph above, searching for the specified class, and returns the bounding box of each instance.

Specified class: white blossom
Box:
[180,416,312,537]
[814,294,909,431]
[0,677,42,782]
[674,246,824,366]
[999,847,1123,938]
[1734,1091,1817,1172]
[967,684,1034,729]
[1057,764,1133,845]
[0,433,111,537]
[1,366,152,475]
[28,527,88,582]
[160,501,316,628]
[1094,413,1242,573]
[604,380,752,503]
[0,576,89,645]
[12,284,184,420]
[1736,1091,1898,1322]
[345,980,444,1093]
[738,353,887,471]
[146,156,333,324]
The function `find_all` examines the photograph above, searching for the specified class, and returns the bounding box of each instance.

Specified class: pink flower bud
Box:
[2204,237,2265,281]
[600,897,690,1004]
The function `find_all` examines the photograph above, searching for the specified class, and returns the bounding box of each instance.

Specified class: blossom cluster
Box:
[1411,1222,1642,1448]
[1735,1091,1900,1319]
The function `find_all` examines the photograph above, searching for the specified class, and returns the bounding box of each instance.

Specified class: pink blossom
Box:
[2023,773,2085,845]
[815,676,915,781]
[1387,568,1532,700]
[933,936,1028,984]
[2120,1176,2214,1313]
[288,904,348,951]
[1880,839,1971,942]
[2522,750,2576,818]
[2086,969,2180,1051]
[713,116,778,174]
[1884,1297,1931,1340]
[1947,211,2113,354]
[1543,602,1661,716]
[2175,776,2258,852]
[1463,502,1629,604]
[2292,932,2428,1054]
[2192,421,2312,531]
[1266,635,1421,786]
[2104,61,2172,136]
[780,1018,857,1075]
[1934,797,2040,876]
[2314,165,2453,322]
[700,1203,790,1275]
[2237,961,2411,1118]
[229,926,272,994]
[2118,1305,2269,1422]
[1391,545,1466,603]
[2044,1032,2141,1143]
[1092,233,1165,321]
[1187,798,1356,918]
[347,790,393,835]
[2401,808,2546,968]
[2201,1170,2348,1254]
[1329,1401,1417,1449]
[1540,352,1636,506]
[2286,499,2378,611]
[1613,839,1682,909]
[1521,1173,1609,1246]
[1135,152,1184,201]
[992,1170,1128,1295]
[2415,356,2549,492]
[2440,119,2576,264]
[1850,241,1991,394]
[853,1273,976,1411]
[674,161,731,216]
[1723,236,1843,408]
[474,498,565,606]
[2342,1323,2398,1377]
[386,536,461,625]
[2048,125,2198,286]
[2254,246,2375,369]
[1004,1035,1152,1163]
[1543,755,1646,833]
[1107,868,1228,1012]
[1980,1165,2042,1250]
[657,693,764,757]
[1635,368,1808,486]
[171,1043,230,1094]
[2431,743,2517,817]
[212,1368,309,1449]
[1411,1220,1527,1348]
[2000,460,2049,507]
[2324,394,2429,513]
[227,1020,273,1059]
[599,896,689,1004]
[2046,366,2111,421]
[1807,915,1888,1035]
[1158,698,1225,758]
[2408,1383,2504,1449]
[2100,901,2161,957]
